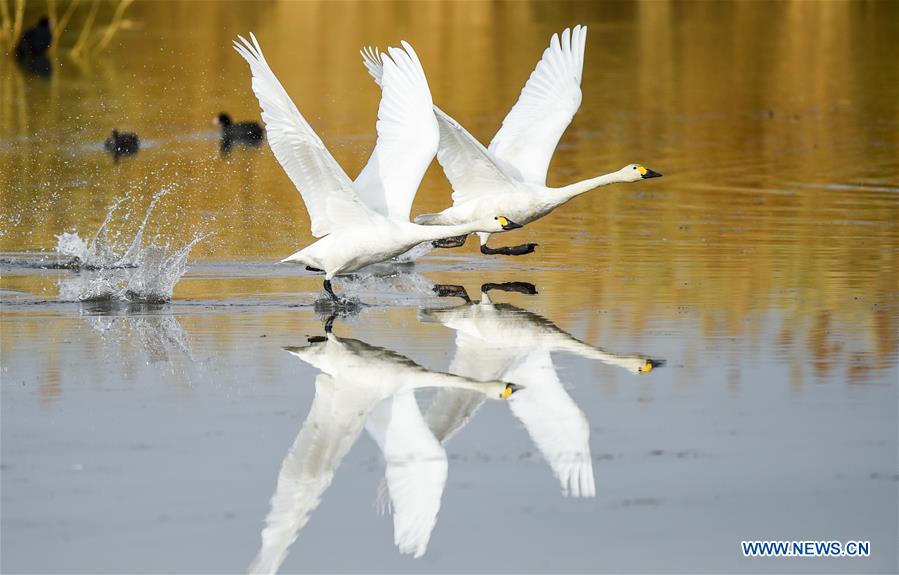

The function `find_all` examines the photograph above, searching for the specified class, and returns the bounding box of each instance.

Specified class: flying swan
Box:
[233,34,522,302]
[417,283,664,497]
[361,25,662,256]
[247,330,519,574]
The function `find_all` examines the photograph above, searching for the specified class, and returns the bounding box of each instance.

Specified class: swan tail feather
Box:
[280,250,312,265]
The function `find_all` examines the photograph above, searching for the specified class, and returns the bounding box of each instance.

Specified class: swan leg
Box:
[433,284,471,302]
[323,279,340,302]
[481,281,538,295]
[305,265,324,273]
[432,234,468,249]
[480,243,538,256]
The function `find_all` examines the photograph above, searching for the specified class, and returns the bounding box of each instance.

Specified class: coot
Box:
[214,112,264,152]
[104,130,140,161]
[15,17,52,58]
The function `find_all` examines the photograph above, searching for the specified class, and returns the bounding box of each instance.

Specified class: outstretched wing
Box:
[433,108,521,205]
[354,42,439,222]
[360,47,519,208]
[422,388,486,444]
[502,350,595,498]
[366,390,447,558]
[234,33,374,238]
[248,374,370,575]
[488,25,587,186]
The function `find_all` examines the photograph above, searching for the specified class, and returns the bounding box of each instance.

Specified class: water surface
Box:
[1,1,897,573]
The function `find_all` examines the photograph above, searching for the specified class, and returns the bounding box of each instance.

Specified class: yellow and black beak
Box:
[497,217,523,231]
[640,167,663,179]
[501,383,523,399]
[639,358,666,373]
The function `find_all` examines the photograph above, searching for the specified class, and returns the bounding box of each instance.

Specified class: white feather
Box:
[233,34,374,238]
[355,41,439,222]
[489,25,587,186]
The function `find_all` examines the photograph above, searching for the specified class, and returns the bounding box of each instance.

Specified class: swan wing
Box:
[502,350,596,498]
[416,318,514,444]
[249,374,370,575]
[361,45,385,88]
[354,42,439,222]
[422,388,486,444]
[360,47,517,208]
[366,390,447,558]
[234,34,374,238]
[433,107,520,205]
[488,25,587,186]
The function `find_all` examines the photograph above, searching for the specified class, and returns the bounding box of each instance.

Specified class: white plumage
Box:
[248,333,518,574]
[362,26,662,256]
[234,34,522,301]
[489,26,587,186]
[420,288,661,497]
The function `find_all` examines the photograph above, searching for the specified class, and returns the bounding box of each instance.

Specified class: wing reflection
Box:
[421,283,663,498]
[249,331,516,574]
[365,389,446,558]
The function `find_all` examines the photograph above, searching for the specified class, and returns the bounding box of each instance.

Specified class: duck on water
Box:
[104,130,140,161]
[214,112,264,153]
[14,16,52,76]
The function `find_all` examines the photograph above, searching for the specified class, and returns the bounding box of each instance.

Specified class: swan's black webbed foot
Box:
[481,281,538,295]
[433,284,471,302]
[307,336,327,344]
[432,235,468,249]
[306,265,324,273]
[480,243,538,256]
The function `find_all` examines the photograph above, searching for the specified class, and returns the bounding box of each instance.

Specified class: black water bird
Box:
[13,17,52,76]
[214,112,264,153]
[104,130,140,160]
[15,17,52,58]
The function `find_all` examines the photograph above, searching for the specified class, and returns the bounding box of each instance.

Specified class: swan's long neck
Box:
[411,220,493,244]
[549,171,626,206]
[548,334,650,373]
[405,370,504,398]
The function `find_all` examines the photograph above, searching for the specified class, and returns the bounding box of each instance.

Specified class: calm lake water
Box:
[1,1,897,573]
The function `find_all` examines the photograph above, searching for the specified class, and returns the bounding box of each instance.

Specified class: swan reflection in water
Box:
[248,325,519,574]
[250,290,662,573]
[419,282,663,498]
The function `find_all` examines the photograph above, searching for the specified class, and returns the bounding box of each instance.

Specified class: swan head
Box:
[491,216,523,232]
[637,357,666,374]
[500,382,523,399]
[619,164,663,183]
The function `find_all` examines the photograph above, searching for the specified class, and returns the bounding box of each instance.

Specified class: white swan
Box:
[418,284,663,497]
[233,35,522,302]
[248,331,518,575]
[365,389,447,558]
[361,26,662,256]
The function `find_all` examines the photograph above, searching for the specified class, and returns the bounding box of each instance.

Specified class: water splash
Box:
[337,270,435,298]
[394,241,433,263]
[84,306,195,364]
[55,191,166,269]
[55,189,210,303]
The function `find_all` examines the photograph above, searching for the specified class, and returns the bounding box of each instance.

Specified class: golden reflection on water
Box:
[1,0,897,387]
